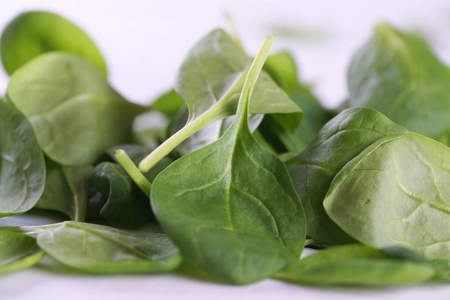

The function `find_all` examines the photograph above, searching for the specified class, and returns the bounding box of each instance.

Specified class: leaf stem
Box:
[138,94,232,173]
[115,150,152,196]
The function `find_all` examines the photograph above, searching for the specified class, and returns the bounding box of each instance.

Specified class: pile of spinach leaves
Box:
[0,11,449,287]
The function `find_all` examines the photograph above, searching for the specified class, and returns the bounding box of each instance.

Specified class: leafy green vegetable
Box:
[260,52,330,153]
[274,244,438,286]
[324,132,450,261]
[348,23,450,144]
[7,52,144,166]
[36,159,92,221]
[90,162,152,229]
[287,107,408,244]
[139,29,301,172]
[1,11,107,76]
[151,36,306,285]
[149,89,185,118]
[0,231,44,274]
[0,101,46,217]
[36,221,182,274]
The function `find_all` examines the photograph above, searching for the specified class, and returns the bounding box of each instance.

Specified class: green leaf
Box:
[1,11,107,76]
[90,162,152,229]
[287,107,408,244]
[0,101,46,217]
[139,29,301,172]
[348,23,450,144]
[149,89,185,118]
[0,231,44,274]
[260,52,329,153]
[7,52,144,166]
[176,29,300,120]
[36,221,182,274]
[324,132,450,261]
[36,159,92,221]
[274,244,437,286]
[151,36,306,285]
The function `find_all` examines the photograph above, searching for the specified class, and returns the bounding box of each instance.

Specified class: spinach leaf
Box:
[36,221,182,274]
[36,159,92,221]
[90,162,152,229]
[348,23,450,144]
[151,37,306,285]
[0,101,46,217]
[1,11,107,76]
[287,107,408,244]
[149,89,185,118]
[7,52,145,166]
[260,52,330,153]
[0,231,44,274]
[324,132,450,261]
[274,244,438,286]
[139,29,301,172]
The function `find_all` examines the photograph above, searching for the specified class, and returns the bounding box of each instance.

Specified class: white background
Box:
[0,1,450,299]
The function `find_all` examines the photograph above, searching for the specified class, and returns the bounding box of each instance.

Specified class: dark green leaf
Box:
[275,244,437,286]
[288,107,408,244]
[0,231,44,274]
[324,132,450,261]
[1,11,107,76]
[0,101,46,217]
[90,162,152,229]
[151,37,306,285]
[36,221,182,274]
[7,52,144,166]
[348,23,450,144]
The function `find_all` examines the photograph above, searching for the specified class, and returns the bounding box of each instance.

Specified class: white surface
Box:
[0,1,450,299]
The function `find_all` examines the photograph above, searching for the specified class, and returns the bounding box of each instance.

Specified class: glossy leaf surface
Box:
[7,52,144,165]
[152,37,306,285]
[324,132,450,261]
[0,101,45,217]
[348,23,450,143]
[1,11,107,76]
[288,107,408,244]
[0,231,44,274]
[37,221,182,274]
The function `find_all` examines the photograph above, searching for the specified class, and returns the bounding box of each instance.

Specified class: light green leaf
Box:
[287,107,408,244]
[36,221,182,274]
[90,162,152,229]
[1,11,107,76]
[275,244,437,286]
[0,101,45,217]
[348,23,450,144]
[7,52,144,166]
[0,231,44,274]
[151,36,306,285]
[324,132,450,261]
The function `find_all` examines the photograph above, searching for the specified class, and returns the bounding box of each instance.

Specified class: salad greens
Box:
[0,10,448,289]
